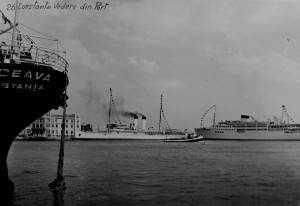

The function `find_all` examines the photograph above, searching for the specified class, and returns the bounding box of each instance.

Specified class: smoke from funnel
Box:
[79,83,146,126]
[79,81,103,111]
[78,81,109,125]
[118,111,137,118]
[118,110,145,119]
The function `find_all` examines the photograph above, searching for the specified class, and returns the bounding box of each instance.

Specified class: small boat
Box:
[164,133,204,142]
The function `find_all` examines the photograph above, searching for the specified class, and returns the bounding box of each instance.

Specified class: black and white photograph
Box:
[1,0,300,205]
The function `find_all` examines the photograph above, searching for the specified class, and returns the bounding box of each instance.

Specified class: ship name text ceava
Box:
[0,69,50,81]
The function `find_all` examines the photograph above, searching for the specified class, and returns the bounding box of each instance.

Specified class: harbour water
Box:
[7,140,300,205]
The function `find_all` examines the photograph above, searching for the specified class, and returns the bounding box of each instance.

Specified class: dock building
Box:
[18,112,81,140]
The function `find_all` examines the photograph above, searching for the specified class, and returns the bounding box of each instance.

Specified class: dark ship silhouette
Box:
[0,8,68,197]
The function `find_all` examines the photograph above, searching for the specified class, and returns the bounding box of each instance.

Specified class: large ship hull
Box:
[0,63,67,194]
[194,128,300,140]
[72,131,184,140]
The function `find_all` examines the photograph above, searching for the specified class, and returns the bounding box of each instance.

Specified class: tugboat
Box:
[164,133,204,142]
[0,3,68,197]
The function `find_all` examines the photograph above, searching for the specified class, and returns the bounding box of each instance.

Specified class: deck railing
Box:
[0,30,68,72]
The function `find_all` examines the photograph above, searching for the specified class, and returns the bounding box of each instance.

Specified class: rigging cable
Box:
[110,89,122,124]
[160,94,171,129]
[282,105,296,124]
[201,105,216,127]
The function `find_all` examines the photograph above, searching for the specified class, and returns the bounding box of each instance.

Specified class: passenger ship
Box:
[72,90,185,140]
[74,122,185,140]
[195,106,300,140]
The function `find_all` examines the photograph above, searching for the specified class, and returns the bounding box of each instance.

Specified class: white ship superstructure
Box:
[195,105,300,140]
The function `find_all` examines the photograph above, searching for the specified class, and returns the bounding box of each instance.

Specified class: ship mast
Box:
[213,105,216,127]
[158,94,162,131]
[11,0,19,52]
[107,88,122,132]
[108,88,112,132]
[281,105,284,125]
[158,94,171,131]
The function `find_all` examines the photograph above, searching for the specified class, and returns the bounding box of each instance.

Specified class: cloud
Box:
[56,21,78,34]
[61,38,101,71]
[261,53,300,85]
[96,0,200,44]
[153,78,184,93]
[129,56,139,67]
[129,56,159,73]
[215,50,300,85]
[79,80,105,113]
[141,59,159,73]
[101,51,117,66]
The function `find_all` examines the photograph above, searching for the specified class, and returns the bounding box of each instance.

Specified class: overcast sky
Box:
[2,0,300,131]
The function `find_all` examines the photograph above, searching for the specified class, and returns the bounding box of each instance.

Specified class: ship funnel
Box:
[134,114,138,130]
[142,115,146,131]
[241,115,249,122]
